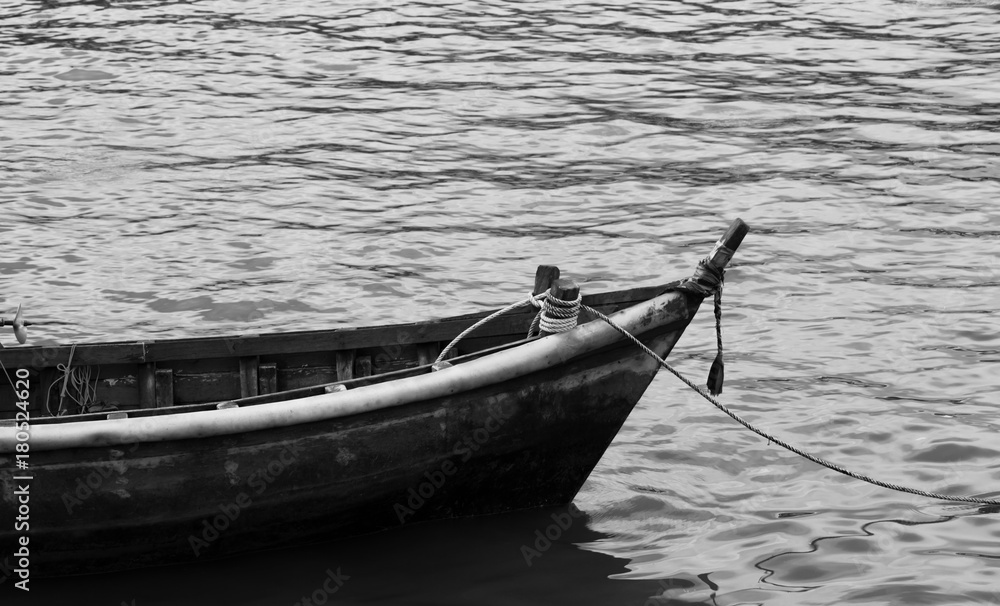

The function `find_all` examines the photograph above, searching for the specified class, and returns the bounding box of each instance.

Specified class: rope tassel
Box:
[707,289,725,395]
[675,258,726,395]
[707,356,724,396]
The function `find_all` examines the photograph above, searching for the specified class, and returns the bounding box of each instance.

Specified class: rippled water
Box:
[3,0,1000,603]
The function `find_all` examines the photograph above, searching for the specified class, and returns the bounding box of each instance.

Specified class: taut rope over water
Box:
[583,303,1000,508]
[436,281,1000,507]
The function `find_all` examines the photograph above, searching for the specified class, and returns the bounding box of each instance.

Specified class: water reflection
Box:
[30,507,712,606]
[755,505,1000,597]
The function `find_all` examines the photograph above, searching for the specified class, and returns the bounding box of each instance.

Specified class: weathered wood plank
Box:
[95,375,139,411]
[281,367,338,391]
[154,369,174,408]
[259,363,278,395]
[173,372,240,406]
[416,342,439,367]
[239,356,259,399]
[355,355,372,378]
[138,363,156,409]
[336,350,355,382]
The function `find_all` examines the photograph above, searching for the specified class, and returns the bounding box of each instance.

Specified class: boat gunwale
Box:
[0,287,697,453]
[0,283,674,368]
[20,332,534,427]
[11,280,681,428]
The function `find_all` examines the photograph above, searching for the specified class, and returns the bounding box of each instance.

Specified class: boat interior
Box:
[1,279,677,425]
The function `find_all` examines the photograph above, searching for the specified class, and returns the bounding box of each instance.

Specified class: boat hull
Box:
[1,218,751,578]
[4,322,688,576]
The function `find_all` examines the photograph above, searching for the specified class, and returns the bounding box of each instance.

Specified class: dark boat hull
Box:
[2,219,749,577]
[17,324,686,576]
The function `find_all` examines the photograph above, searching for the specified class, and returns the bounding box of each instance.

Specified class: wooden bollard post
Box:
[539,278,580,337]
[533,265,560,296]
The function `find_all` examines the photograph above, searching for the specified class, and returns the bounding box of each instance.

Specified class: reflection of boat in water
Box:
[28,506,716,605]
[0,219,748,577]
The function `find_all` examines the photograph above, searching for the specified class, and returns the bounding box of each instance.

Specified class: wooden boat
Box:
[0,219,747,578]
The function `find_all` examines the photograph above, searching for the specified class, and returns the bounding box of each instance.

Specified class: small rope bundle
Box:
[528,289,582,337]
[678,259,726,395]
[44,343,106,416]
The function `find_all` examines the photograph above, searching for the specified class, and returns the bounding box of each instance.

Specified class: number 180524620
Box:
[13,368,31,457]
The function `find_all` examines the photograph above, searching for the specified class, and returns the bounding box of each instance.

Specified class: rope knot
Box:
[678,259,725,298]
[528,289,582,337]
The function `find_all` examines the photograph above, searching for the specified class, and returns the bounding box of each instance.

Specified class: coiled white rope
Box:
[528,290,582,337]
[434,289,582,365]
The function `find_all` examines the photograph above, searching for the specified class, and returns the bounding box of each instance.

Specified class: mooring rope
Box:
[528,290,582,337]
[435,293,547,364]
[435,288,584,365]
[432,283,1000,506]
[582,303,1000,507]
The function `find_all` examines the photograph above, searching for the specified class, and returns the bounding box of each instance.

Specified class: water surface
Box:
[2,0,1000,603]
